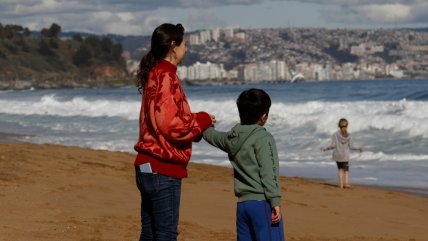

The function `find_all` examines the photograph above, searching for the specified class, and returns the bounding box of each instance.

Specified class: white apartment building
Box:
[188,28,223,45]
[311,63,330,81]
[178,62,226,80]
[234,32,246,40]
[223,28,234,38]
[385,64,404,78]
[243,63,258,82]
[269,60,289,81]
[189,34,200,45]
[243,60,289,82]
[178,60,289,82]
[199,30,211,44]
[211,28,220,42]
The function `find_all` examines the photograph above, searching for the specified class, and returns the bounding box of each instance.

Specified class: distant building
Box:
[178,61,226,81]
[386,64,404,78]
[223,28,234,38]
[211,28,220,42]
[351,42,384,56]
[189,34,200,45]
[199,30,211,44]
[235,32,246,40]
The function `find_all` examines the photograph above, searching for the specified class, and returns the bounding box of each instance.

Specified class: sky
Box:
[1,0,428,36]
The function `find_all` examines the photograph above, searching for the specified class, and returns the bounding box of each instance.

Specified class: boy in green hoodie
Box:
[203,88,285,241]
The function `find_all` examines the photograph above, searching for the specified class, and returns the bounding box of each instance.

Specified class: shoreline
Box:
[280,175,428,199]
[281,175,428,199]
[1,78,427,92]
[1,130,427,199]
[0,132,33,143]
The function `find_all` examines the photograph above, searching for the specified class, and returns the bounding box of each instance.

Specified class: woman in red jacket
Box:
[134,23,214,241]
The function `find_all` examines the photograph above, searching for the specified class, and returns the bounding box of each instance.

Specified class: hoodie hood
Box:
[335,131,350,144]
[227,124,265,156]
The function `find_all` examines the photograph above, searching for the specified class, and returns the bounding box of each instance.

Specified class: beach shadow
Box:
[322,183,338,188]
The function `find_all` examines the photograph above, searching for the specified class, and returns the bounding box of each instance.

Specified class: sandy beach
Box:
[0,142,427,241]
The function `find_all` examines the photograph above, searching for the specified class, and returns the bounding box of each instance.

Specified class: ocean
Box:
[1,79,427,193]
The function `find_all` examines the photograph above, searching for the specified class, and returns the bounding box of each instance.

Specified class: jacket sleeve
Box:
[154,73,212,144]
[202,127,229,152]
[348,136,362,151]
[325,134,337,151]
[255,135,282,207]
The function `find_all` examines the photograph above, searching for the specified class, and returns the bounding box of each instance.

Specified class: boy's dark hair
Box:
[237,88,271,125]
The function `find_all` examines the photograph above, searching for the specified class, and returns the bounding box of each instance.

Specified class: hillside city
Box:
[2,22,428,90]
[126,27,428,84]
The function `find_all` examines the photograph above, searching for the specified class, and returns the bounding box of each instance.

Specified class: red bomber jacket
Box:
[134,60,212,178]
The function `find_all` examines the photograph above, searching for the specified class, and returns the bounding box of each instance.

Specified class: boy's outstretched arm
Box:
[202,127,229,152]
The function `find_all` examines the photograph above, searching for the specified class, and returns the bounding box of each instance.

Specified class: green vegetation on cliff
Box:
[0,23,130,90]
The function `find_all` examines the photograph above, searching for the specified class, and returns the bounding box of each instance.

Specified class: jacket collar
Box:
[159,59,177,72]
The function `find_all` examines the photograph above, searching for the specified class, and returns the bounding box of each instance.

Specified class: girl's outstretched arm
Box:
[349,136,363,152]
[321,134,336,152]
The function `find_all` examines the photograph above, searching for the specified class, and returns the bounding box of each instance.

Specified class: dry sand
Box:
[0,142,427,241]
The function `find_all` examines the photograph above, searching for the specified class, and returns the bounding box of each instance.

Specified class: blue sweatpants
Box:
[237,200,285,241]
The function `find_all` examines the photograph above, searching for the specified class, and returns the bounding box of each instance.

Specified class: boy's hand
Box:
[271,206,281,224]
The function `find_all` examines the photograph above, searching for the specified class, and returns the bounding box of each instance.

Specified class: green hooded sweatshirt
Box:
[203,124,282,207]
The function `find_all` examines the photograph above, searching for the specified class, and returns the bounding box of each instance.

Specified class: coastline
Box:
[2,131,427,198]
[1,78,427,92]
[0,132,33,143]
[0,141,427,241]
[282,176,428,199]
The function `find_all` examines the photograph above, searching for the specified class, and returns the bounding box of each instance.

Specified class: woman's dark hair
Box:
[237,88,271,125]
[136,23,185,93]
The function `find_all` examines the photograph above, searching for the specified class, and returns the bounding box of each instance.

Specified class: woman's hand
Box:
[209,114,216,126]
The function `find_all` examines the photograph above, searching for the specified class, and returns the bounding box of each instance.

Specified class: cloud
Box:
[1,0,428,35]
[9,0,91,16]
[284,0,410,5]
[0,1,171,35]
[354,4,411,23]
[286,0,428,26]
[408,1,428,23]
[178,0,265,8]
[0,0,273,35]
[51,11,167,35]
[186,11,226,30]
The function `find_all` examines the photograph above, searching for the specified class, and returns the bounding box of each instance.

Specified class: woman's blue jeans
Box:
[135,168,182,241]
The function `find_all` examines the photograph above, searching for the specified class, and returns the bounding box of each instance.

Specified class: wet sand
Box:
[0,142,427,241]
